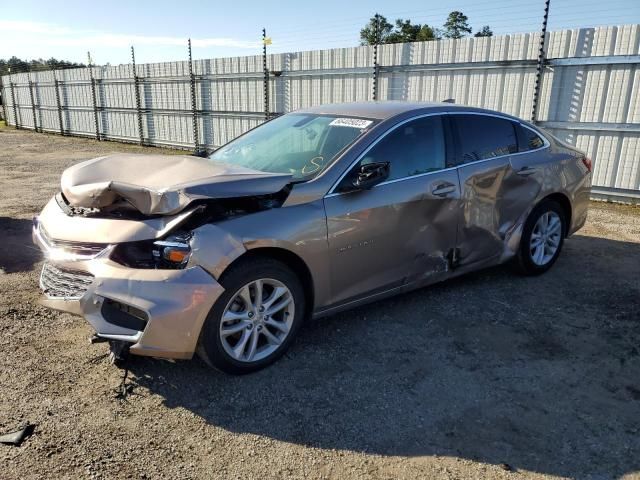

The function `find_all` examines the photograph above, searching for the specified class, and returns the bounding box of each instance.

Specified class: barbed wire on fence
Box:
[0,0,639,196]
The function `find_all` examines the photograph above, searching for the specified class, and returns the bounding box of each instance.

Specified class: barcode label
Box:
[329,118,373,129]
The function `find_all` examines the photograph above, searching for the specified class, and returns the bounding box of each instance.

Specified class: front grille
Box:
[40,263,94,299]
[39,223,107,257]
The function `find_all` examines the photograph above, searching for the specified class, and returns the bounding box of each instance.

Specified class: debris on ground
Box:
[0,424,35,446]
[113,367,135,402]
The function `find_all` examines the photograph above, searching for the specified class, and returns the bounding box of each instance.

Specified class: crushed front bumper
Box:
[33,221,224,360]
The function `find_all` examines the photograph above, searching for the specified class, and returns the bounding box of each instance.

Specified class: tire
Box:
[197,257,305,374]
[514,199,566,276]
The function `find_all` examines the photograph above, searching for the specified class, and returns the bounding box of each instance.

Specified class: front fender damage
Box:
[36,177,295,361]
[188,224,247,280]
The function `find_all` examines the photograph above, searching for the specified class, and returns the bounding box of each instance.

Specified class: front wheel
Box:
[197,258,305,374]
[514,199,566,275]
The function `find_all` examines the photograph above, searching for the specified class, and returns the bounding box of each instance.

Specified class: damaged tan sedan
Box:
[34,102,592,374]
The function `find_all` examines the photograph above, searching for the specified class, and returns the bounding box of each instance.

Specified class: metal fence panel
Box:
[1,24,639,199]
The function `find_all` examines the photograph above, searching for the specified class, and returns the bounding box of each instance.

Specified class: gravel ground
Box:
[0,127,639,480]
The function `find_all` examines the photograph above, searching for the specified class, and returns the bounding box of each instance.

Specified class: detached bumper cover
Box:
[34,224,224,360]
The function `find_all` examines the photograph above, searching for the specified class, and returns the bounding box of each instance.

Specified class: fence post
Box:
[10,81,20,129]
[87,52,101,140]
[53,71,65,135]
[28,76,39,132]
[531,0,551,123]
[188,39,200,154]
[372,13,380,101]
[262,28,270,120]
[131,46,145,146]
[0,76,8,124]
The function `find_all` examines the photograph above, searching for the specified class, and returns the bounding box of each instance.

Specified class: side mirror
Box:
[352,162,390,190]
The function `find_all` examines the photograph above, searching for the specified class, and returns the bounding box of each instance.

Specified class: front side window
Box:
[453,114,518,164]
[348,115,446,187]
[209,114,376,180]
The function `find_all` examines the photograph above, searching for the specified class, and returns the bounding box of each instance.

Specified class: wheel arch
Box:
[538,192,572,237]
[222,247,315,319]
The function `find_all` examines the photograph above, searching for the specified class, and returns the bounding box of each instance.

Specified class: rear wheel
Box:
[514,199,566,275]
[197,258,305,374]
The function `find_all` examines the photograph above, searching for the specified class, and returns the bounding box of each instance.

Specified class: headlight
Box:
[152,239,191,267]
[111,233,192,269]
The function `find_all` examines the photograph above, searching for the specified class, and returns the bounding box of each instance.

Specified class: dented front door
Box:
[324,172,460,306]
[323,114,460,306]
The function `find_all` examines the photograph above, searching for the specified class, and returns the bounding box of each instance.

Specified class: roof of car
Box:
[295,101,527,124]
[296,101,477,120]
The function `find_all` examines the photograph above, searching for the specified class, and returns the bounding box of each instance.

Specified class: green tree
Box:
[360,14,394,45]
[0,56,85,76]
[386,19,420,43]
[6,56,29,75]
[386,19,441,43]
[417,24,442,41]
[361,16,441,45]
[443,11,472,39]
[474,26,494,37]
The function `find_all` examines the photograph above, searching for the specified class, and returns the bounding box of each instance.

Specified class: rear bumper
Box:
[34,224,224,360]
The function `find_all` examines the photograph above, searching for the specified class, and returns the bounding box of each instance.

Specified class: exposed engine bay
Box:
[105,187,291,270]
[56,184,291,222]
[55,175,292,271]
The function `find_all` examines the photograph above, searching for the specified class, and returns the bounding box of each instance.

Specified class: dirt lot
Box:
[0,127,639,480]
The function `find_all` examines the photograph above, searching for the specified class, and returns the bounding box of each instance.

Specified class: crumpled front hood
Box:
[60,154,293,215]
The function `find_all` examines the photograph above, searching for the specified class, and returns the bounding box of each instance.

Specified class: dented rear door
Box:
[452,113,537,268]
[456,157,513,266]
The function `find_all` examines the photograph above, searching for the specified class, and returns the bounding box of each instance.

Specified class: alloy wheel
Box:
[529,211,562,266]
[219,278,295,363]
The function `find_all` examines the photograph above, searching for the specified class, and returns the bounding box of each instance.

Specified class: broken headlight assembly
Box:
[111,233,192,269]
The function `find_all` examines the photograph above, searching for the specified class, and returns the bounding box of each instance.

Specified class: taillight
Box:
[581,157,592,173]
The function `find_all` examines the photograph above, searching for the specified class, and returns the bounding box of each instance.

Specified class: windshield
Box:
[209,114,376,180]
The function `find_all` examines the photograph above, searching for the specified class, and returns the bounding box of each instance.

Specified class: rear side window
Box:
[516,124,546,152]
[453,114,517,164]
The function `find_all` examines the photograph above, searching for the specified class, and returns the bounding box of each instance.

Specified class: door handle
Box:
[517,166,539,176]
[431,183,456,197]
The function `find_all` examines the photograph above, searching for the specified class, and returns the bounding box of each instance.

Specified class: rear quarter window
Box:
[516,124,546,152]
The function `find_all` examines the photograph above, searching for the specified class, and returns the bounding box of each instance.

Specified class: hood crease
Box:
[60,154,293,216]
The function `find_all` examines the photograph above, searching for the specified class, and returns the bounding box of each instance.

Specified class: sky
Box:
[1,0,639,65]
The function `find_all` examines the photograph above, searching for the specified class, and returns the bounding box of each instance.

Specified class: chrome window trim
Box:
[325,110,550,198]
[446,111,550,158]
[325,165,460,198]
[376,165,459,187]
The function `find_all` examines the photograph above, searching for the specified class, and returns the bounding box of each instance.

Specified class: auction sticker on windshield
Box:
[329,118,373,129]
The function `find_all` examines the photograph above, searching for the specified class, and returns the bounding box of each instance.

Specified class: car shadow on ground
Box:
[0,217,41,273]
[128,234,639,478]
